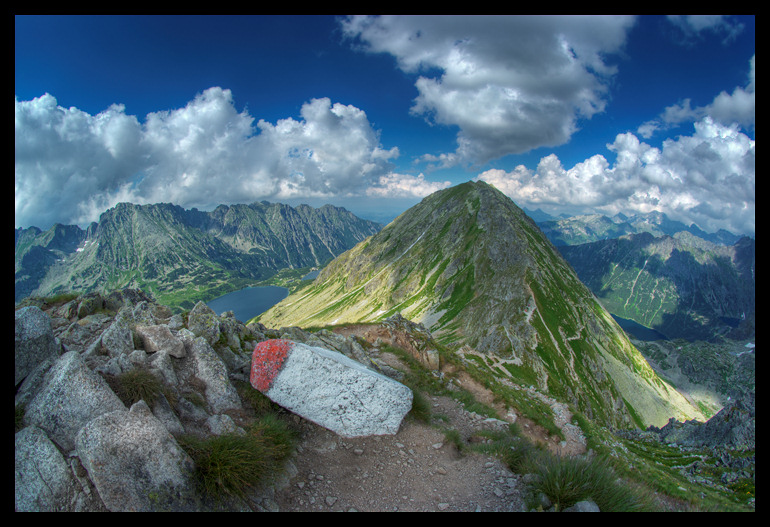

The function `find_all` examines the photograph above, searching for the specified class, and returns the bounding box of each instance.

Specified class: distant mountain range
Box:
[259,181,704,429]
[530,209,743,247]
[15,201,382,310]
[558,231,755,342]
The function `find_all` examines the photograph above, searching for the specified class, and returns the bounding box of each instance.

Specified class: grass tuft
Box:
[178,414,296,502]
[107,368,166,407]
[528,454,654,511]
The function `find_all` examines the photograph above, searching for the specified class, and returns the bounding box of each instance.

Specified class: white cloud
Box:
[341,15,636,165]
[15,88,403,229]
[637,55,754,138]
[476,117,755,235]
[15,94,146,228]
[666,15,745,45]
[366,172,451,198]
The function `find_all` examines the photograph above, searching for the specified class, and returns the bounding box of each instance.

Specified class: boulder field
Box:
[15,290,412,511]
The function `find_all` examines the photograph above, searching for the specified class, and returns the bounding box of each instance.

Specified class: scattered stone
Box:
[251,339,413,437]
[562,499,600,512]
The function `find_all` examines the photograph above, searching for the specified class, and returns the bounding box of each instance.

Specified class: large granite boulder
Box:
[23,351,126,451]
[75,400,201,511]
[250,339,413,438]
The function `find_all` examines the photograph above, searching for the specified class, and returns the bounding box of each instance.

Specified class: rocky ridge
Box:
[15,289,550,512]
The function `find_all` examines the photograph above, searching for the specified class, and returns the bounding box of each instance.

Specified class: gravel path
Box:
[270,394,526,512]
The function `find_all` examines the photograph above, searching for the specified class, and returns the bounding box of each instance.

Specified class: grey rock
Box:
[75,400,201,512]
[15,306,60,385]
[187,301,221,345]
[562,499,600,512]
[15,426,79,511]
[24,351,126,451]
[206,413,245,436]
[100,314,134,357]
[136,324,186,358]
[188,337,241,414]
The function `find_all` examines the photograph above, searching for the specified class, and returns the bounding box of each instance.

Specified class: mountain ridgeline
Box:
[558,232,755,342]
[259,181,703,429]
[15,201,382,310]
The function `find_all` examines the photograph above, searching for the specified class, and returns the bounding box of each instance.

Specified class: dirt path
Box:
[263,325,586,512]
[270,394,526,512]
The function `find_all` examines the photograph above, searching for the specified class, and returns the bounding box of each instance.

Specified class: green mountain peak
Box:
[260,182,705,429]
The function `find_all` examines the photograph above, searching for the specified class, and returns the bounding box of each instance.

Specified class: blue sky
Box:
[15,15,755,235]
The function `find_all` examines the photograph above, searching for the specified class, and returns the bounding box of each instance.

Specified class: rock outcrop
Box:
[15,289,408,511]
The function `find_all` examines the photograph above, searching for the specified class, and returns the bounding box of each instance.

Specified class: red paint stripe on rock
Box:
[250,339,293,393]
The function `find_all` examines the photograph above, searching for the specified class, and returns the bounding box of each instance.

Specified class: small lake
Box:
[206,286,288,324]
[611,314,669,341]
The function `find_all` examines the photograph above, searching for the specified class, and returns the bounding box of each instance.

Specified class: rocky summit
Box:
[259,181,704,430]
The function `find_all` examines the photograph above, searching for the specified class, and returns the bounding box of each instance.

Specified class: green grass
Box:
[104,368,172,408]
[466,422,655,511]
[528,453,655,511]
[178,414,296,502]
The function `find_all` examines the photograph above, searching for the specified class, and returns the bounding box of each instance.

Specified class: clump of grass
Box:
[178,414,296,501]
[443,428,465,452]
[528,453,654,511]
[472,424,545,474]
[232,379,281,415]
[107,368,165,407]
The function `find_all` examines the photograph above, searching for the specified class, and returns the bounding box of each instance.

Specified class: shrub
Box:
[407,388,432,423]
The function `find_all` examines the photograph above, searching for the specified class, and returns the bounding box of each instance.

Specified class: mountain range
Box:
[15,201,381,310]
[258,181,704,429]
[558,231,755,342]
[534,210,743,247]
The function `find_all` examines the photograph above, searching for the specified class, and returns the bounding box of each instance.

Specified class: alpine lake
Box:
[206,268,320,324]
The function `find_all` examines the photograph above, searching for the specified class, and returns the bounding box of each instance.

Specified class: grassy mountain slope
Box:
[259,181,704,429]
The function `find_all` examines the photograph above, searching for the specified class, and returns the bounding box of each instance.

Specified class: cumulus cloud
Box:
[637,55,755,138]
[341,14,636,165]
[365,172,451,198]
[15,87,417,229]
[476,117,755,236]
